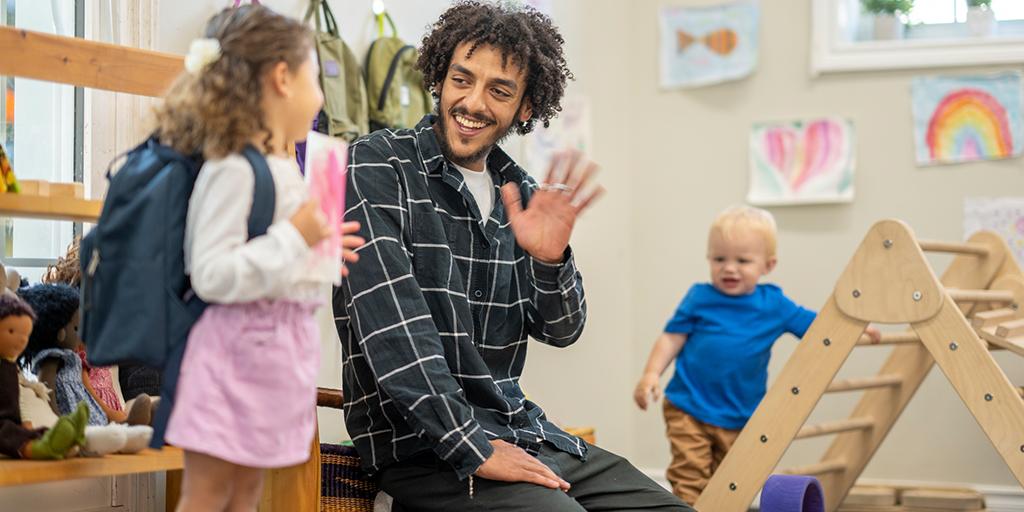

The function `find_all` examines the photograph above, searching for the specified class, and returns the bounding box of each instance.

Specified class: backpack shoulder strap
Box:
[240,145,276,240]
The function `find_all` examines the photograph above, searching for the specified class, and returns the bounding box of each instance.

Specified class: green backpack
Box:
[364,14,433,132]
[305,0,369,141]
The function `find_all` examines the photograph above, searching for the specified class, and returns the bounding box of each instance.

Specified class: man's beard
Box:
[435,102,518,169]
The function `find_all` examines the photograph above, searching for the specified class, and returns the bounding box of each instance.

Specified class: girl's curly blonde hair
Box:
[154,5,313,159]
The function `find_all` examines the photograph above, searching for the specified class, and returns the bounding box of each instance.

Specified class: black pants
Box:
[381,443,695,512]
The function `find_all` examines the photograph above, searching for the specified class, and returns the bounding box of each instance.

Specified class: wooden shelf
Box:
[0,447,182,487]
[0,193,101,223]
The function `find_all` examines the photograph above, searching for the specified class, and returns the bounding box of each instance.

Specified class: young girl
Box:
[155,5,364,511]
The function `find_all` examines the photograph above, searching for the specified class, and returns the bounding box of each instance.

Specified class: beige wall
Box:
[154,0,1024,489]
[626,0,1024,487]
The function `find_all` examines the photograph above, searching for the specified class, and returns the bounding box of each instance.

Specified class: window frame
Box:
[0,0,86,275]
[811,0,1024,75]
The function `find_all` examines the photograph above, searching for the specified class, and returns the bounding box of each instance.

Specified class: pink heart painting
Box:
[748,118,854,206]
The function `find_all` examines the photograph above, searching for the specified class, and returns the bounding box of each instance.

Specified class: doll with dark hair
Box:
[19,284,110,426]
[0,292,89,459]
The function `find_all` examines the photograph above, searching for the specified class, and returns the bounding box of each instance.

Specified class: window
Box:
[812,0,1024,74]
[0,0,84,283]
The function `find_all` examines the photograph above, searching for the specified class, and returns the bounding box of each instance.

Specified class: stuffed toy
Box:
[0,291,87,459]
[15,281,153,454]
[42,239,158,424]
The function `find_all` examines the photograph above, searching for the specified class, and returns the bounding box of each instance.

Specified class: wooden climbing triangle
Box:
[695,220,1024,512]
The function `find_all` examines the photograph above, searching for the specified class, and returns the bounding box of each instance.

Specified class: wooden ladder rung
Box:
[972,308,1018,328]
[779,459,847,476]
[947,289,1015,304]
[856,332,920,346]
[826,375,903,393]
[996,318,1024,338]
[918,239,991,256]
[795,417,874,439]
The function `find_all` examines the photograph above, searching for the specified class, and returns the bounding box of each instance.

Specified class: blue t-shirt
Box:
[663,283,816,430]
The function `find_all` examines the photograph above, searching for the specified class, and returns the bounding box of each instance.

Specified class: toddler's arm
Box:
[633,332,686,410]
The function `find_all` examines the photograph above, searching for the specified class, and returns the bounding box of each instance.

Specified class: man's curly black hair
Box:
[17,284,79,367]
[417,1,574,135]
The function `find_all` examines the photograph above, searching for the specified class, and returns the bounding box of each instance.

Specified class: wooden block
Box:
[844,485,898,506]
[901,489,984,511]
[17,180,49,196]
[48,182,84,199]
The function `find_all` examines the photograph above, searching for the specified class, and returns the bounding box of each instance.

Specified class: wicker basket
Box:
[320,443,379,512]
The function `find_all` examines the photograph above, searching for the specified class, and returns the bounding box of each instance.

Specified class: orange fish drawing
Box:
[677,28,738,56]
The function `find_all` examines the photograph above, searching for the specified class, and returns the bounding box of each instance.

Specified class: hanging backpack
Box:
[364,13,433,132]
[305,0,369,141]
[79,136,275,445]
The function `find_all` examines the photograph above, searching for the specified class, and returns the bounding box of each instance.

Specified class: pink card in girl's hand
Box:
[304,131,347,285]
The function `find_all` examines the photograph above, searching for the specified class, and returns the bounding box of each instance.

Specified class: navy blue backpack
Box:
[80,135,275,446]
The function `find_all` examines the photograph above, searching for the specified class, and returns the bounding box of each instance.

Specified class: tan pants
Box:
[663,401,740,504]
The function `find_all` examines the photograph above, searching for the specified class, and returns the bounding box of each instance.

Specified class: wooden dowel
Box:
[947,289,1015,304]
[795,417,875,439]
[856,332,920,346]
[826,375,903,393]
[779,460,847,476]
[918,240,991,256]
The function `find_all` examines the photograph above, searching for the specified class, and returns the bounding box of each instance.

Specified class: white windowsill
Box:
[812,0,1024,75]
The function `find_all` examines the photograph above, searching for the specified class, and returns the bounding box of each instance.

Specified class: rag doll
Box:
[16,282,150,454]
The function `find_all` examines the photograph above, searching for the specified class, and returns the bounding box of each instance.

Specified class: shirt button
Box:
[474,290,484,298]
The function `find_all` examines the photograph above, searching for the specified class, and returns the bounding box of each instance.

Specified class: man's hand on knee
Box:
[474,440,571,491]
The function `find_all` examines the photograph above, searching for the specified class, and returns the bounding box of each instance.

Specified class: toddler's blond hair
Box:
[709,205,778,258]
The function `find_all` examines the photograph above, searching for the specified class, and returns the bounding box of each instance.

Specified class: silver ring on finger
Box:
[541,183,574,194]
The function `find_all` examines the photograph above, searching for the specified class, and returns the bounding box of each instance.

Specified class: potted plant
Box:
[861,0,914,40]
[966,0,997,37]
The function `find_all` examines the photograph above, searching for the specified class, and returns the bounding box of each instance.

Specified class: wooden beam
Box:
[0,26,182,97]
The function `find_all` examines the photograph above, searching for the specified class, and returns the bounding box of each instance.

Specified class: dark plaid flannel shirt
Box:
[333,115,588,480]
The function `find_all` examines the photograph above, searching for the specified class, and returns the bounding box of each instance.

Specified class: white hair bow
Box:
[184,38,222,74]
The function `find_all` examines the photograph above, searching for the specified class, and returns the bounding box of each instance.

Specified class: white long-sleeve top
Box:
[184,153,318,304]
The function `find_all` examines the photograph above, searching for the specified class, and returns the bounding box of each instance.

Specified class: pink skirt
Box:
[165,300,320,468]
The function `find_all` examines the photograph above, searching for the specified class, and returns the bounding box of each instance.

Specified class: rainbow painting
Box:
[912,73,1022,166]
[747,118,855,206]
